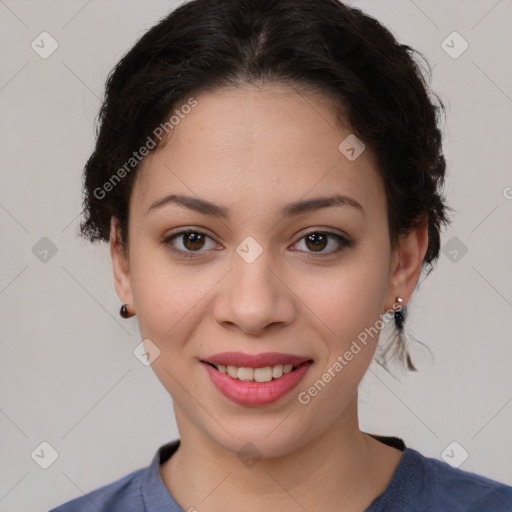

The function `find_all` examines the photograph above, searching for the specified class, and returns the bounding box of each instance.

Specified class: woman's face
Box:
[111,84,424,457]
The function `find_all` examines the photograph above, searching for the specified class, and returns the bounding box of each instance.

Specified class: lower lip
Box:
[202,361,312,406]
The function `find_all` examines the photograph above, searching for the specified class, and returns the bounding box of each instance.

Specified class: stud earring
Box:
[120,303,134,319]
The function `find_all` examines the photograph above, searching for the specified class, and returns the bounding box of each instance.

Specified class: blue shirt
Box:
[49,436,512,511]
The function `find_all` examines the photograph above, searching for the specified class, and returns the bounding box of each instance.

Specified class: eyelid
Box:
[293,226,351,242]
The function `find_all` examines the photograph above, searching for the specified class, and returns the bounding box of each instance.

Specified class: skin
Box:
[110,84,428,511]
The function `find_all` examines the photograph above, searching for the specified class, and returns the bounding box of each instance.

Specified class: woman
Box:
[50,0,512,510]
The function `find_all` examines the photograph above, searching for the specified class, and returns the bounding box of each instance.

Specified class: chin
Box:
[204,416,323,461]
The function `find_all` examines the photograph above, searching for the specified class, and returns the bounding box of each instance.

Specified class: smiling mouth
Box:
[202,360,312,383]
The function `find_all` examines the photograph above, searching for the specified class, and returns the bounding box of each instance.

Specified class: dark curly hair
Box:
[79,0,452,371]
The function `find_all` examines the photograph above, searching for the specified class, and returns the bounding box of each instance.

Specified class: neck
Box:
[160,394,403,512]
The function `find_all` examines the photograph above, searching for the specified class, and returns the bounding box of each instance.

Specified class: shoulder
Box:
[48,467,146,512]
[48,440,181,512]
[404,448,512,511]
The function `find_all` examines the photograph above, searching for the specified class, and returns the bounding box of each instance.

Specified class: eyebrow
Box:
[145,193,364,218]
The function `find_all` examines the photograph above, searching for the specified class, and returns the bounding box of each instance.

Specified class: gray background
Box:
[0,1,511,510]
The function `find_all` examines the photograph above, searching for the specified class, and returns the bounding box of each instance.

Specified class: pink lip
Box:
[202,359,313,406]
[203,351,311,367]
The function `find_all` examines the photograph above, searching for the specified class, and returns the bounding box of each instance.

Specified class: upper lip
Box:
[202,352,312,368]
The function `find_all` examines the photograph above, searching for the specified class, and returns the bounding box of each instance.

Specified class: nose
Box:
[212,248,297,336]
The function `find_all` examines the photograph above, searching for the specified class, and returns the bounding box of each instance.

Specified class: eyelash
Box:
[161,228,353,259]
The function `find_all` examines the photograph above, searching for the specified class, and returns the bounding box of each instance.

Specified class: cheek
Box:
[313,244,390,369]
[128,243,207,347]
[295,270,389,419]
[317,250,388,327]
[130,259,208,400]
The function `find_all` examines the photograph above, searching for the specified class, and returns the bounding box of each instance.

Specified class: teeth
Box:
[215,363,299,382]
[238,367,255,381]
[272,365,284,378]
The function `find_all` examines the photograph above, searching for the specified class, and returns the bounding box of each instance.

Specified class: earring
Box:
[394,296,404,330]
[120,303,134,319]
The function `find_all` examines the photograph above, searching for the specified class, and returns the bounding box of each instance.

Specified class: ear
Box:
[385,217,429,309]
[109,216,133,306]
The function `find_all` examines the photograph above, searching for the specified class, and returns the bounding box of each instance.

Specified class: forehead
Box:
[132,84,384,217]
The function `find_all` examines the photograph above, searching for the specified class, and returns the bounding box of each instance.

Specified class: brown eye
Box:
[181,232,207,251]
[304,233,328,252]
[162,229,218,258]
[162,229,352,260]
[292,231,352,256]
